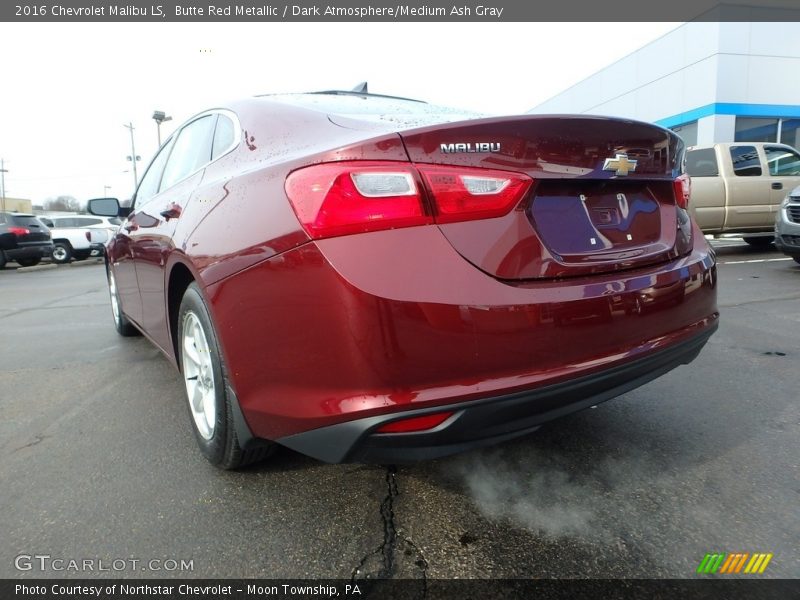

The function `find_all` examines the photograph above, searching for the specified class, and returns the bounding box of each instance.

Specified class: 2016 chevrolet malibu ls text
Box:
[89,92,718,468]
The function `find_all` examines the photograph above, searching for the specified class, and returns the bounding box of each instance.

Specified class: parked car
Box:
[0,212,53,268]
[88,92,719,469]
[775,184,800,264]
[39,213,120,242]
[685,142,800,244]
[37,215,108,263]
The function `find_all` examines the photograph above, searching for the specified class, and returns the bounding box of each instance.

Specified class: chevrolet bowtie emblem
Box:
[603,153,638,176]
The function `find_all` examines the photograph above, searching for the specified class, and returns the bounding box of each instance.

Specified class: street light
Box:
[123,122,140,191]
[152,110,172,147]
[104,185,111,197]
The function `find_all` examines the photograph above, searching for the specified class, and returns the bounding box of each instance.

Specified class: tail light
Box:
[673,174,691,209]
[8,226,30,236]
[417,165,532,224]
[285,161,532,240]
[85,231,92,242]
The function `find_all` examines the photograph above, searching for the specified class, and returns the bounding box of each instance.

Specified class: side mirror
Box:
[87,197,130,218]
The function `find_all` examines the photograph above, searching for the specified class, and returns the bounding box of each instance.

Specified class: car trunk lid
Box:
[399,115,688,279]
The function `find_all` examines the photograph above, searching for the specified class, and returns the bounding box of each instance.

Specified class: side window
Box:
[109,217,121,226]
[730,146,762,177]
[159,115,216,191]
[212,115,236,159]
[75,217,102,226]
[685,149,719,177]
[135,137,176,208]
[764,146,800,177]
[0,213,7,225]
[40,217,53,227]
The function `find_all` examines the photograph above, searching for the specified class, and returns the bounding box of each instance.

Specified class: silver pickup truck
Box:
[685,142,800,246]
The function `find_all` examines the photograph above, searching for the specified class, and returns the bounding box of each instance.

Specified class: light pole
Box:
[124,122,141,191]
[0,158,7,213]
[104,185,111,197]
[152,111,172,147]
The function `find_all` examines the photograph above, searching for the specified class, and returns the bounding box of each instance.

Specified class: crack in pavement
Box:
[0,288,107,320]
[12,434,49,453]
[352,466,428,595]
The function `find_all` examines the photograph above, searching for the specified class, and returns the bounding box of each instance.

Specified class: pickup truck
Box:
[685,142,800,245]
[37,215,108,264]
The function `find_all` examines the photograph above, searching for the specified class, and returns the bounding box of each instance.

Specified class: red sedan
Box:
[89,92,718,468]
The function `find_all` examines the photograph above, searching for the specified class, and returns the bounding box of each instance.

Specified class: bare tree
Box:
[43,195,81,212]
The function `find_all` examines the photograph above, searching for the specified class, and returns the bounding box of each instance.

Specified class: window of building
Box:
[735,118,778,143]
[780,118,800,149]
[671,121,698,147]
[730,146,762,177]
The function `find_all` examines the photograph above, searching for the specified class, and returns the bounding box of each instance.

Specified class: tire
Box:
[51,242,73,264]
[743,236,774,247]
[178,282,273,469]
[107,267,140,337]
[16,257,41,267]
[0,251,6,269]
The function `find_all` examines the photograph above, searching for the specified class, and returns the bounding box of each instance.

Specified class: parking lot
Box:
[0,240,798,580]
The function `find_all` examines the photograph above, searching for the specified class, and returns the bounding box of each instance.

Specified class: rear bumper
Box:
[208,224,718,449]
[278,321,717,463]
[5,243,54,259]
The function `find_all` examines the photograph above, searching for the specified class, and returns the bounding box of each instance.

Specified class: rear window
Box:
[9,214,45,228]
[73,217,103,226]
[685,149,719,177]
[730,146,762,177]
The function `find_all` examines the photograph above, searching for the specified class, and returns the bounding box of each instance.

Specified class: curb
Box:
[70,259,104,268]
[16,264,59,273]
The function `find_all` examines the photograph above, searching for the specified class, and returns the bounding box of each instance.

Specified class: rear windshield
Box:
[685,148,719,177]
[8,214,46,228]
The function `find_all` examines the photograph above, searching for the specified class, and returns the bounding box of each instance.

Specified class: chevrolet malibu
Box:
[88,91,718,468]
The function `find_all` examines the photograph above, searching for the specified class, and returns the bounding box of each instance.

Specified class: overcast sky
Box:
[0,22,677,205]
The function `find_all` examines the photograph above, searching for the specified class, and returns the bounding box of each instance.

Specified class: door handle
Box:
[772,182,783,190]
[160,203,183,221]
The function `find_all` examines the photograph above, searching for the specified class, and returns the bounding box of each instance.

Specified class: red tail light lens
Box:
[418,165,532,223]
[8,226,30,236]
[85,231,92,241]
[375,411,454,434]
[285,161,431,239]
[286,161,533,240]
[673,174,691,209]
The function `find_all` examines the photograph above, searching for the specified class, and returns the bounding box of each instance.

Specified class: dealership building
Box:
[529,22,800,149]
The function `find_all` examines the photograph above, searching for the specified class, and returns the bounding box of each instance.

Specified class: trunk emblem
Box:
[603,153,638,176]
[440,142,501,154]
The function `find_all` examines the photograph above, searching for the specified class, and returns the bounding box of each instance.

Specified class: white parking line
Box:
[718,257,793,265]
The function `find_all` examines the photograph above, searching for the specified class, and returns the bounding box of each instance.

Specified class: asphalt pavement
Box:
[0,243,798,580]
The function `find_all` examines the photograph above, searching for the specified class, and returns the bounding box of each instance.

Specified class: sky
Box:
[0,22,678,205]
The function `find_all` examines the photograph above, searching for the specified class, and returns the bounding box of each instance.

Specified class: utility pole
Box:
[0,159,7,213]
[124,123,141,192]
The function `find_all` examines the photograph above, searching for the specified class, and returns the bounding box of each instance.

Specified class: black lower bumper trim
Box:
[278,322,718,464]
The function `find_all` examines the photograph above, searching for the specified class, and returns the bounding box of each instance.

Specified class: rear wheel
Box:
[107,268,140,337]
[743,236,774,247]
[16,257,41,267]
[0,251,7,269]
[51,242,72,264]
[178,283,273,469]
